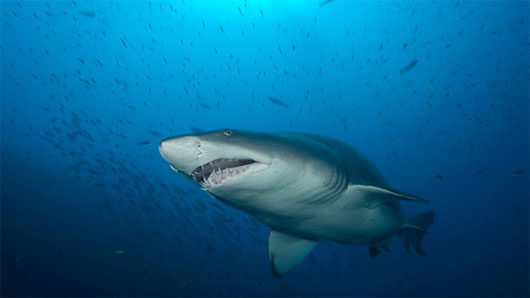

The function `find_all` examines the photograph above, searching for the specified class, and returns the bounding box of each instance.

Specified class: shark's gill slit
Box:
[191,158,257,186]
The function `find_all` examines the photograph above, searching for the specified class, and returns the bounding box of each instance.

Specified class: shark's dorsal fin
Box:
[351,184,428,209]
[268,230,317,278]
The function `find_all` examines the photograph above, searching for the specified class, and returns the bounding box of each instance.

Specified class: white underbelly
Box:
[255,201,404,244]
[220,179,405,244]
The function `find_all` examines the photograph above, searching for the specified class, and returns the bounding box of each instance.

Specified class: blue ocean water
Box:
[1,0,529,296]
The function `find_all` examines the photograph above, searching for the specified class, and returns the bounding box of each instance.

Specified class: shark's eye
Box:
[224,130,232,136]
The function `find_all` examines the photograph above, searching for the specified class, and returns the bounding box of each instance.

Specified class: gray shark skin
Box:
[159,129,435,277]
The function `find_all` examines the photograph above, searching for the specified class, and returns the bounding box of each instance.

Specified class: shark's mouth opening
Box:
[191,158,257,187]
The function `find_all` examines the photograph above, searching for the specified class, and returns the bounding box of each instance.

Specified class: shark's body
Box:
[159,129,434,277]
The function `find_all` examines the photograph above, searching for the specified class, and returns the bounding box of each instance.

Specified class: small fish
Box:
[119,37,128,48]
[472,166,487,176]
[399,58,418,73]
[190,127,204,134]
[138,140,150,146]
[268,97,289,108]
[198,101,211,109]
[511,169,526,177]
[79,10,95,17]
[146,130,162,137]
[113,250,125,255]
[319,0,336,7]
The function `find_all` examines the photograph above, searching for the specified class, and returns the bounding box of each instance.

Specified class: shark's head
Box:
[159,129,342,205]
[160,129,271,190]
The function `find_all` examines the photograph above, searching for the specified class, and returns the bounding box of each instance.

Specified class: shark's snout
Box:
[159,136,202,173]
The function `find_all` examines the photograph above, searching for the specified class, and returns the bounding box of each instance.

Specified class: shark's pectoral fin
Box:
[351,184,428,209]
[268,230,317,278]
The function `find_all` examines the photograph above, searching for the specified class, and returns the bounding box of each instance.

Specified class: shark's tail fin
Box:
[398,211,435,256]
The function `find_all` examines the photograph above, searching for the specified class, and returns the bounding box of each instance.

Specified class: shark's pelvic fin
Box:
[351,184,428,209]
[268,230,317,278]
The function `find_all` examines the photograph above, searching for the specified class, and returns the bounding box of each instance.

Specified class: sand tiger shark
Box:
[159,129,435,277]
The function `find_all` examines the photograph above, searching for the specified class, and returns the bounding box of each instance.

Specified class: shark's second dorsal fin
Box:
[350,184,428,209]
[268,230,317,278]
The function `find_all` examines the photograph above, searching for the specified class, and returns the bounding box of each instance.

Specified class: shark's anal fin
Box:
[369,236,392,258]
[399,211,435,256]
[351,184,428,209]
[268,230,317,278]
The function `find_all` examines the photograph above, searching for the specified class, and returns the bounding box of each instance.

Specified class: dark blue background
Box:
[1,0,528,296]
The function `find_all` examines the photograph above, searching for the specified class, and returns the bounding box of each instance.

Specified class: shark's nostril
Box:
[197,143,203,156]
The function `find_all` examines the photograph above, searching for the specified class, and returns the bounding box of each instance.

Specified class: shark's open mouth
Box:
[191,158,257,187]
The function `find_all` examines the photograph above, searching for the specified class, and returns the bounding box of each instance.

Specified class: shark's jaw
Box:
[159,132,275,192]
[190,158,260,189]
